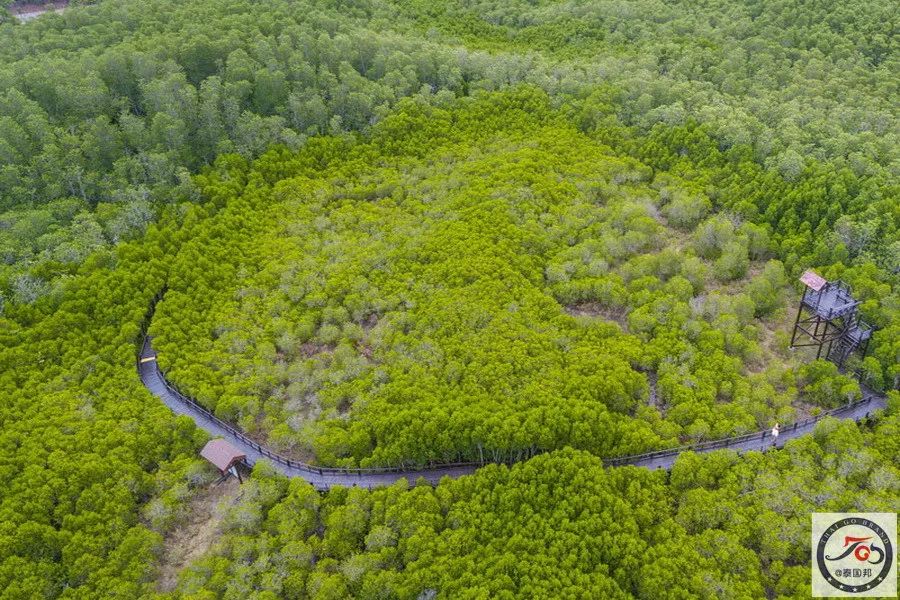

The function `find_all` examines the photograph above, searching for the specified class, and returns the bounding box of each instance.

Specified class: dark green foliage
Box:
[152,90,884,469]
[0,0,897,597]
[171,400,900,599]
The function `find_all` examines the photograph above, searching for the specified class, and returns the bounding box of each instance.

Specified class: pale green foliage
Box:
[661,191,711,230]
[0,0,897,597]
[151,91,839,470]
[176,402,900,598]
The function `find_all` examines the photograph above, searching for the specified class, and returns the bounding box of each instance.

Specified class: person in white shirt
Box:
[771,422,780,447]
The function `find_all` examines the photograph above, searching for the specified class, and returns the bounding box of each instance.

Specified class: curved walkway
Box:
[138,336,887,490]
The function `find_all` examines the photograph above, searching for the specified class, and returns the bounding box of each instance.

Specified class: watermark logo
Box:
[812,513,896,597]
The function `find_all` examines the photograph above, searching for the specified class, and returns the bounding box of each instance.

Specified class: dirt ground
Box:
[10,0,67,12]
[564,301,629,330]
[156,476,242,593]
[10,1,68,21]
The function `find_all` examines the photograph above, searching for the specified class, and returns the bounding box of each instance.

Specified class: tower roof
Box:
[800,270,827,291]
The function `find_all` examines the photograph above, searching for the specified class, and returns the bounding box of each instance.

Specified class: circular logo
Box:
[816,517,894,593]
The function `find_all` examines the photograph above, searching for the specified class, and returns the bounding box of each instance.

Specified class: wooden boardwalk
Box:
[138,336,887,490]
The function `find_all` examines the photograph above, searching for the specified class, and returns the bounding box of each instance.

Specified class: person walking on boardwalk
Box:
[771,422,780,448]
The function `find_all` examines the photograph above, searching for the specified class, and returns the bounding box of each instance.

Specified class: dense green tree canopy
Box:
[169,403,899,599]
[0,0,896,597]
[0,0,896,305]
[150,89,895,470]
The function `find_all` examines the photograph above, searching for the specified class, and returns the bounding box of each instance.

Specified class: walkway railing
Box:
[140,337,488,476]
[604,395,878,466]
[137,286,886,476]
[140,334,881,474]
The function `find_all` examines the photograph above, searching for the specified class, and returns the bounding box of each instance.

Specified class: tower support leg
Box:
[789,303,804,347]
[815,318,825,359]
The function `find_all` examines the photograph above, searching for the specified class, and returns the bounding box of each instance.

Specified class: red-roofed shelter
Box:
[200,439,247,481]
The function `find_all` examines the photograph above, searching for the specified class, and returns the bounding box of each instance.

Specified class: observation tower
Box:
[790,271,873,367]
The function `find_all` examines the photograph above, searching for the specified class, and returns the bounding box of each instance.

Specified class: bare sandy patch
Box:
[156,477,242,592]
